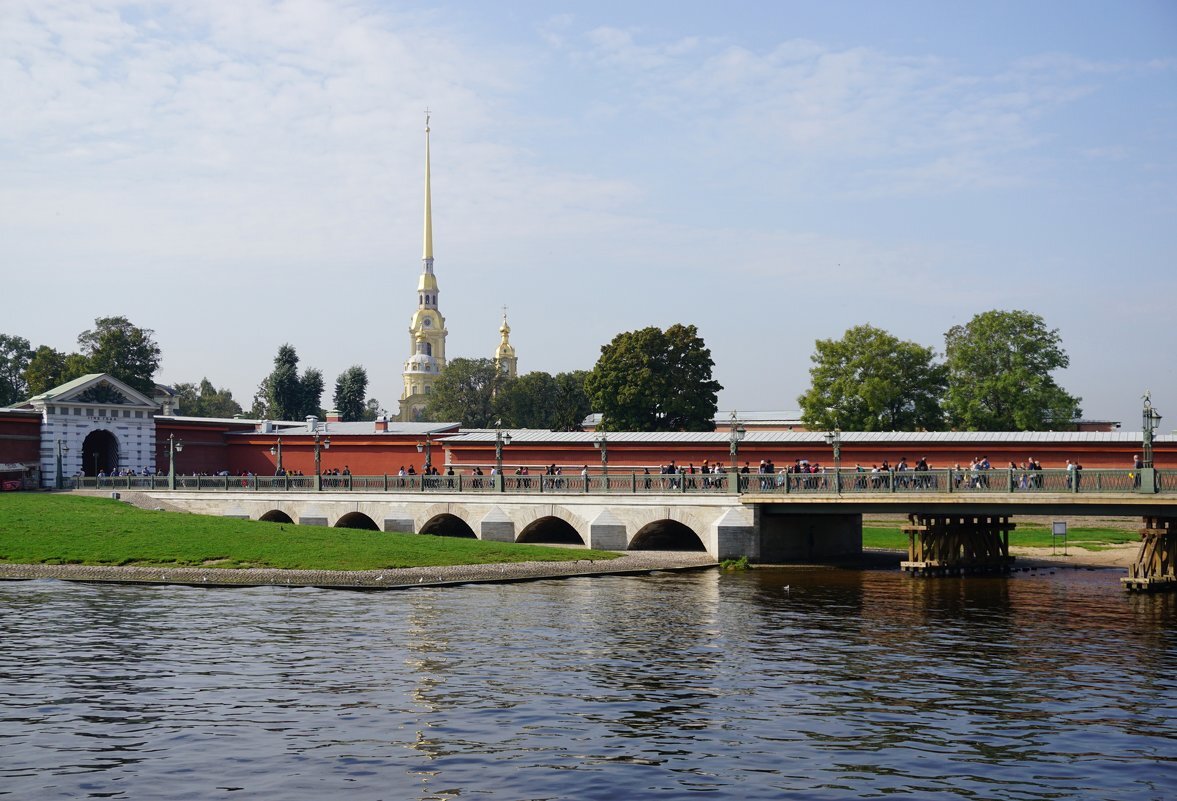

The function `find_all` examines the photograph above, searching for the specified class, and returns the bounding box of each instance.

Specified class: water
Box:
[1,566,1174,800]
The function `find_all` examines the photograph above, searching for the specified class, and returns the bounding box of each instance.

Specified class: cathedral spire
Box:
[422,110,433,267]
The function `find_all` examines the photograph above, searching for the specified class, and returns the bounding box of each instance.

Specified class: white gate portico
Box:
[20,374,160,487]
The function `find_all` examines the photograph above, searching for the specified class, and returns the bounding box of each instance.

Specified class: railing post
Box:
[383,473,388,492]
[890,470,896,493]
[1007,469,1014,493]
[632,471,637,494]
[315,473,321,492]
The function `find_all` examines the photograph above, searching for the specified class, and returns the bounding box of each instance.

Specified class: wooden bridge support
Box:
[900,514,1016,577]
[1122,516,1176,592]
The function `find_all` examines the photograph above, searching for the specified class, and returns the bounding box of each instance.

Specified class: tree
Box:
[300,368,324,419]
[0,334,33,405]
[798,324,947,431]
[361,398,381,422]
[552,370,592,431]
[255,344,325,421]
[496,371,559,428]
[585,324,722,431]
[77,316,161,396]
[174,378,243,418]
[24,346,90,396]
[333,366,369,422]
[943,310,1081,430]
[424,357,504,427]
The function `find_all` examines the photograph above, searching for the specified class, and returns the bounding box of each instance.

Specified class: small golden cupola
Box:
[494,309,518,378]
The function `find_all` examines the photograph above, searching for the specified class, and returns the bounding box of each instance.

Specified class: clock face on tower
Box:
[423,318,432,327]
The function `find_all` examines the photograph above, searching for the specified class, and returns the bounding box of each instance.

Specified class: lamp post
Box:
[728,411,746,475]
[167,433,184,490]
[55,440,69,489]
[270,437,283,474]
[823,428,842,492]
[1142,391,1162,469]
[313,430,331,490]
[593,431,608,476]
[416,435,433,473]
[494,421,512,486]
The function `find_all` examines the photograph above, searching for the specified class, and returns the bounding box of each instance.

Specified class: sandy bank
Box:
[0,551,718,590]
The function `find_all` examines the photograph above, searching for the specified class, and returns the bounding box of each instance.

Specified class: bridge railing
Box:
[68,468,1173,496]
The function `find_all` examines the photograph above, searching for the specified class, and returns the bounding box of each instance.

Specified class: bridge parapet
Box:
[72,468,1175,497]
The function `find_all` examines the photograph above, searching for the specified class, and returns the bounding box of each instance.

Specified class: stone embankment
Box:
[0,551,718,590]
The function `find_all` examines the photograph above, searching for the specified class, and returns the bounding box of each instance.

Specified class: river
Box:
[1,565,1174,800]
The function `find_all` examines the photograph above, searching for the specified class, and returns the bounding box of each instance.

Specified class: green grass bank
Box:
[863,519,1138,551]
[0,493,618,571]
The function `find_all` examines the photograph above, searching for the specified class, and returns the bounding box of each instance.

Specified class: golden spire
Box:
[423,110,433,264]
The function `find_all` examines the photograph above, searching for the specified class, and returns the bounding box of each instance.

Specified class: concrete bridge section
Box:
[149,490,777,561]
[134,486,1176,588]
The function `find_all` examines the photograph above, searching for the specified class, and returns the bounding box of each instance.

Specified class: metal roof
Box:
[443,429,1173,445]
[224,421,460,437]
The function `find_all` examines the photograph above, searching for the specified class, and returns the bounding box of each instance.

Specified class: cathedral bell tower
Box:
[494,309,518,379]
[398,113,448,422]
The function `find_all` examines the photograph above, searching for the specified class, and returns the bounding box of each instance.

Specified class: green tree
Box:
[361,397,381,422]
[332,365,369,421]
[300,368,324,419]
[24,346,90,396]
[174,378,243,418]
[552,370,592,431]
[585,324,722,431]
[0,334,33,405]
[77,316,161,396]
[943,310,1082,430]
[424,357,504,427]
[798,324,947,431]
[255,345,324,421]
[496,371,559,428]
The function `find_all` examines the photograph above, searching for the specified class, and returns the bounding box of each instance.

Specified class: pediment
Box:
[32,373,159,410]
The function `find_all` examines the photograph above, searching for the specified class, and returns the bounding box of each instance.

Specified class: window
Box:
[47,406,55,415]
[73,408,81,416]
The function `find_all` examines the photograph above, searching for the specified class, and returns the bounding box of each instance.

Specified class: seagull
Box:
[784,585,790,593]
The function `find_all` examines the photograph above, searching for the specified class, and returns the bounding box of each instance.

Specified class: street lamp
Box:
[494,420,512,481]
[416,435,433,473]
[728,411,746,475]
[593,431,608,476]
[167,433,184,490]
[823,428,842,492]
[269,437,283,474]
[313,430,331,490]
[55,440,69,489]
[1142,391,1162,469]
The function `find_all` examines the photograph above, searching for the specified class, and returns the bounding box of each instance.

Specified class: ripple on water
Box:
[0,569,1174,800]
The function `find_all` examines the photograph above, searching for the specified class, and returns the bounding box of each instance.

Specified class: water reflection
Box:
[1,567,1174,800]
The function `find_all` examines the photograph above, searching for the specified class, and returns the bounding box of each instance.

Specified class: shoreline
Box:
[0,551,720,590]
[0,544,1135,591]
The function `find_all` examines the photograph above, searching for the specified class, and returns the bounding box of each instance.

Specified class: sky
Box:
[2,0,1175,428]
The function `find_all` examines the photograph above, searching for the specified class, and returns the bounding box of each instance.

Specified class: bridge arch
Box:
[259,509,294,524]
[518,516,585,545]
[419,513,477,538]
[335,511,380,530]
[629,519,707,552]
[511,505,589,543]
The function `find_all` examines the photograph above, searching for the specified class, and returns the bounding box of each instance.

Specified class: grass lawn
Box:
[863,519,1139,552]
[0,493,618,570]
